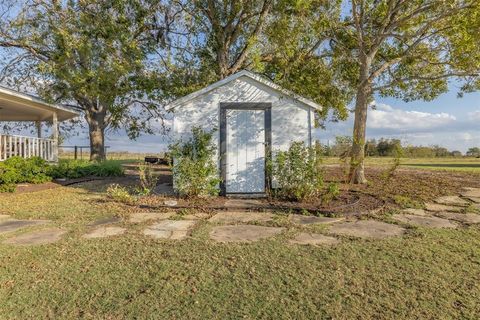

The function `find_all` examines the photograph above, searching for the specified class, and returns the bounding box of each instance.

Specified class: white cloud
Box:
[468,110,480,121]
[368,102,456,131]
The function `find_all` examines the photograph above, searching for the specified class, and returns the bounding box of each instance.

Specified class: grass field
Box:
[322,157,480,172]
[0,170,480,318]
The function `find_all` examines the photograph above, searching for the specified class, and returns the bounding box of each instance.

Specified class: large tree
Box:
[332,0,480,183]
[0,0,169,161]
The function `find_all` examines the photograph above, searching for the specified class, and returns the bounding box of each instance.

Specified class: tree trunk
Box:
[349,61,372,184]
[85,107,107,162]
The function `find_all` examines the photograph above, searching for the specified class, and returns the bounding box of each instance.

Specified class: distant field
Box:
[323,157,480,173]
[59,151,165,161]
[58,151,480,173]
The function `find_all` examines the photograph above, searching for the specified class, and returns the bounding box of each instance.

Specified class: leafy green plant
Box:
[0,157,51,192]
[48,160,124,179]
[381,143,404,182]
[322,182,340,204]
[169,127,220,197]
[269,141,324,202]
[106,184,136,205]
[3,156,51,184]
[137,163,158,195]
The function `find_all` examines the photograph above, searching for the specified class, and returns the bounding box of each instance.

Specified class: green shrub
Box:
[0,157,51,192]
[48,160,124,179]
[3,156,51,184]
[269,142,324,202]
[106,184,136,204]
[169,127,220,197]
[322,182,340,204]
[137,163,158,195]
[0,157,124,193]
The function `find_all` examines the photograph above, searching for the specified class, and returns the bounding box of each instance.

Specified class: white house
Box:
[167,70,321,196]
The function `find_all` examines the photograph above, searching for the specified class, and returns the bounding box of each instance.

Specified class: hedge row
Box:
[0,157,124,192]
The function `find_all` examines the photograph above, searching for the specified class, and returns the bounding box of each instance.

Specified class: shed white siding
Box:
[173,75,313,153]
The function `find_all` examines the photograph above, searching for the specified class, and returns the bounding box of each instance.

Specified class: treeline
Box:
[322,137,480,158]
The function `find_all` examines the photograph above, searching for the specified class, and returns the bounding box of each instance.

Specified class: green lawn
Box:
[1,182,480,318]
[323,157,480,172]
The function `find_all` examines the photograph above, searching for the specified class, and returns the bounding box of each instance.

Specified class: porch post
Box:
[52,112,59,162]
[35,121,42,138]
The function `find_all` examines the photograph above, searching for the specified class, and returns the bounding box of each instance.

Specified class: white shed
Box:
[167,70,321,196]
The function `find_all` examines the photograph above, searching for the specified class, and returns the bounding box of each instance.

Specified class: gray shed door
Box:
[225,109,265,193]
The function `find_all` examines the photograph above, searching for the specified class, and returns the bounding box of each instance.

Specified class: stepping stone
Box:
[83,226,126,239]
[164,200,178,207]
[392,214,456,229]
[0,219,48,234]
[129,212,173,223]
[425,203,463,213]
[209,211,274,224]
[466,197,480,204]
[328,220,405,239]
[434,196,469,207]
[89,216,121,227]
[143,220,197,240]
[290,215,344,225]
[3,228,67,246]
[461,187,480,198]
[402,208,428,216]
[436,212,480,224]
[289,233,340,246]
[210,225,284,243]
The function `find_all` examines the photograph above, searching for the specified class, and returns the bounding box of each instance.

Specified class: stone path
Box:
[392,214,457,229]
[402,208,428,216]
[435,212,480,224]
[329,220,406,239]
[424,203,463,213]
[434,196,469,206]
[209,211,274,223]
[290,215,344,225]
[289,233,340,246]
[210,225,284,243]
[0,219,49,234]
[129,211,173,223]
[3,228,67,245]
[461,187,480,198]
[1,187,479,246]
[83,226,126,239]
[143,220,197,240]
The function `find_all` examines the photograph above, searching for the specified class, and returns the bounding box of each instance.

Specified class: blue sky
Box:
[316,85,480,152]
[61,83,480,154]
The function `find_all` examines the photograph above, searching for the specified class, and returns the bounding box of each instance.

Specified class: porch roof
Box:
[0,86,79,121]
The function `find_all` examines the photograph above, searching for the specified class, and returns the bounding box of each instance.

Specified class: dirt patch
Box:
[14,182,62,193]
[328,166,480,204]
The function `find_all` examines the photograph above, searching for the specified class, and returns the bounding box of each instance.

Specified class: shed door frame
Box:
[219,102,272,196]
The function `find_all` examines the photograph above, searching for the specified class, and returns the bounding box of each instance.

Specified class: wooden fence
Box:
[0,134,57,162]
